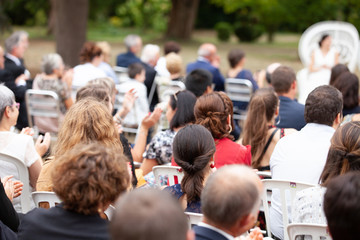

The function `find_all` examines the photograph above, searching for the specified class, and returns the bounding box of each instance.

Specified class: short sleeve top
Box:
[164,184,202,213]
[214,138,252,168]
[143,129,176,165]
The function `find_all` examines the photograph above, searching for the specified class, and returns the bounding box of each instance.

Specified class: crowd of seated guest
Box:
[1,29,360,240]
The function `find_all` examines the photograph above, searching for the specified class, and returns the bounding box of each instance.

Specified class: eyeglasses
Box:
[13,102,20,109]
[173,90,184,102]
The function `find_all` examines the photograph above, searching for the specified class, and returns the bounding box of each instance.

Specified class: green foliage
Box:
[116,0,171,32]
[214,22,232,41]
[233,22,264,42]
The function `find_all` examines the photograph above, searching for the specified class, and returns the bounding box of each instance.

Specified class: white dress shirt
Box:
[269,123,335,239]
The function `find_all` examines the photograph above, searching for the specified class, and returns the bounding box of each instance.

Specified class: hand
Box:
[211,55,221,68]
[141,108,162,130]
[122,88,137,115]
[35,132,51,157]
[15,74,29,85]
[12,180,23,199]
[2,176,15,201]
[20,127,34,136]
[114,122,123,134]
[246,228,263,240]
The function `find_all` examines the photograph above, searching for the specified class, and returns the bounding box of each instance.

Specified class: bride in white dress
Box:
[298,34,339,103]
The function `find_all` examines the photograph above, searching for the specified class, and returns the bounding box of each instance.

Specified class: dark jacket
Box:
[276,96,306,131]
[194,225,229,240]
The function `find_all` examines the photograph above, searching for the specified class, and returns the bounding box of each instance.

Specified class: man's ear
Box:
[291,80,297,90]
[205,85,213,94]
[235,214,256,236]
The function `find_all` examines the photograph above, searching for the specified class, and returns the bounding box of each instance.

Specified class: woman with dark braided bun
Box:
[193,92,251,168]
[292,121,360,226]
[165,124,215,213]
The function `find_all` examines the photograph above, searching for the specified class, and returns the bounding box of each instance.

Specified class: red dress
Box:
[171,138,251,168]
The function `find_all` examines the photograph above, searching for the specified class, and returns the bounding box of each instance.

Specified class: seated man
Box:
[185,69,213,97]
[194,165,263,240]
[3,31,31,130]
[110,189,192,240]
[324,172,360,240]
[270,85,343,239]
[187,43,225,91]
[271,66,306,130]
[116,34,142,67]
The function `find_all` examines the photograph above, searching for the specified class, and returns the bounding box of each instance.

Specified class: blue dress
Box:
[164,184,202,213]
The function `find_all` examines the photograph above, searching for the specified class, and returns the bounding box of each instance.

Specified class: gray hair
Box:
[0,85,15,122]
[41,53,63,75]
[111,189,188,240]
[124,34,141,50]
[5,31,28,53]
[88,77,116,97]
[140,44,160,64]
[201,165,261,229]
[198,46,211,57]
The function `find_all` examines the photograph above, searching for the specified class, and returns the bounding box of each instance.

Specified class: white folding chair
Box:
[185,212,203,229]
[0,153,31,213]
[152,166,184,187]
[298,21,359,72]
[287,223,331,240]
[32,191,61,208]
[25,89,62,139]
[158,80,185,103]
[113,66,129,83]
[104,205,115,220]
[261,180,316,240]
[225,78,253,121]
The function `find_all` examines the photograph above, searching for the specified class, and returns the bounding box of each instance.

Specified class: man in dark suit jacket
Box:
[272,66,306,131]
[116,34,142,67]
[186,43,225,91]
[194,166,263,240]
[2,32,31,130]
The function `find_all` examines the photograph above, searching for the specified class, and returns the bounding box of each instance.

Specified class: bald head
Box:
[201,165,262,233]
[111,189,189,240]
[198,43,217,60]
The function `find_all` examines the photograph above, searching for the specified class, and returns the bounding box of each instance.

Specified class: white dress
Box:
[297,47,337,104]
[72,63,106,87]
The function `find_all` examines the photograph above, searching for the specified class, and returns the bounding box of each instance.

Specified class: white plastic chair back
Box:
[225,78,253,121]
[256,171,272,179]
[25,89,61,131]
[104,205,115,220]
[152,166,184,187]
[185,212,203,229]
[158,80,186,103]
[261,180,316,240]
[0,153,31,213]
[113,66,129,83]
[298,21,359,72]
[32,191,61,208]
[287,223,331,240]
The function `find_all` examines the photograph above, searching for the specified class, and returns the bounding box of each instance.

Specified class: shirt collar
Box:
[197,56,210,63]
[5,53,21,66]
[198,222,235,240]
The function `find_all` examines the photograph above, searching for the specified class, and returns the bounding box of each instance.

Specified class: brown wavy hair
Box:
[242,88,278,169]
[79,42,102,63]
[194,91,234,140]
[54,99,122,158]
[52,142,130,215]
[320,121,360,186]
[173,124,215,202]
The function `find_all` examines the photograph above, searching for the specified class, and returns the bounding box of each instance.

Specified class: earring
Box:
[210,162,215,168]
[228,124,233,133]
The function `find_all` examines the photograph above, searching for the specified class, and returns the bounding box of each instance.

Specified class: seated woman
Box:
[292,121,360,225]
[242,88,296,171]
[0,86,50,212]
[333,72,360,116]
[329,63,349,86]
[72,42,106,87]
[193,92,251,168]
[18,142,130,240]
[96,41,119,83]
[165,124,215,213]
[140,90,197,177]
[298,34,339,103]
[36,99,122,191]
[166,52,184,82]
[32,53,73,133]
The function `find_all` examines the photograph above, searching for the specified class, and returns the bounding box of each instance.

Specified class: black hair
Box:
[185,69,212,97]
[169,90,197,130]
[319,34,330,47]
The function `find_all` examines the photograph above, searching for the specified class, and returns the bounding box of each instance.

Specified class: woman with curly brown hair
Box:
[72,42,106,87]
[194,92,251,168]
[242,88,296,171]
[36,98,122,191]
[292,121,360,226]
[165,124,215,213]
[18,142,130,240]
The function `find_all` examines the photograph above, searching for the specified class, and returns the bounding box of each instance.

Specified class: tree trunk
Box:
[166,0,200,39]
[54,0,88,67]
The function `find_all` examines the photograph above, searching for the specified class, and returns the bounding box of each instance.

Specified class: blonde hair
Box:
[166,52,182,75]
[54,99,122,158]
[96,41,111,63]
